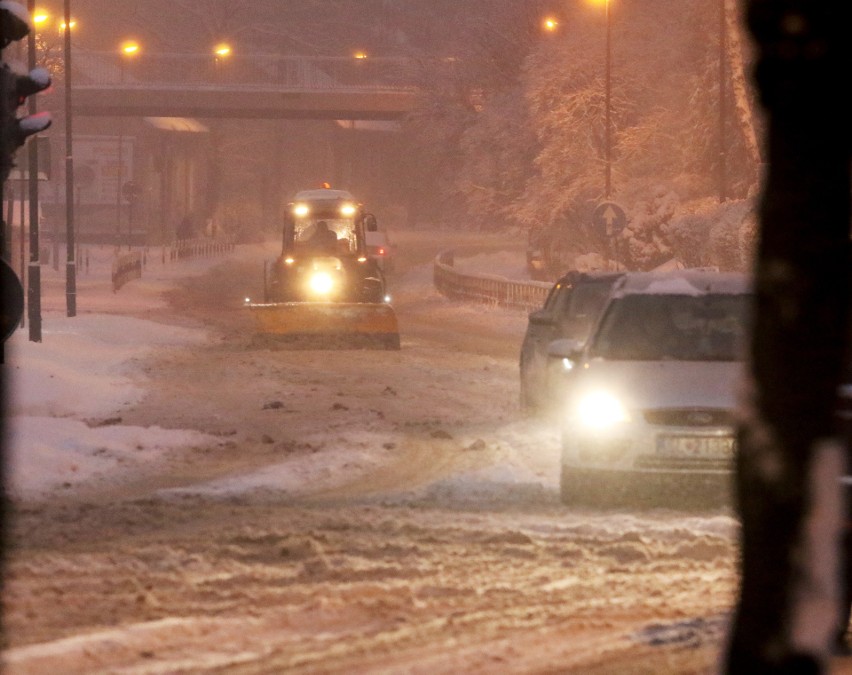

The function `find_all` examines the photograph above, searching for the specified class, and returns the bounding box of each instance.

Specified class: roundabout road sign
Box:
[592,201,627,237]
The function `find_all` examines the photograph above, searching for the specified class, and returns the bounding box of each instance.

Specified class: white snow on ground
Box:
[6,240,851,675]
[3,249,240,499]
[1,242,543,502]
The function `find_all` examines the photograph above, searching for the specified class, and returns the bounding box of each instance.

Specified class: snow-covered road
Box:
[4,231,846,673]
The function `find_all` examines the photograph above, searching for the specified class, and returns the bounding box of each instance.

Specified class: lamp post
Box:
[718,0,727,203]
[33,12,63,274]
[63,0,75,316]
[26,0,41,340]
[604,0,611,199]
[212,43,231,86]
[208,43,231,239]
[116,40,138,249]
[588,0,613,198]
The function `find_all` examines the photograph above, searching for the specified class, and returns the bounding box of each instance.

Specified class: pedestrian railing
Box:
[164,237,235,263]
[433,250,551,312]
[112,250,142,292]
[110,238,235,291]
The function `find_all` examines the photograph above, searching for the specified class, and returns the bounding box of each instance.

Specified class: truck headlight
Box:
[308,271,334,295]
[574,391,630,430]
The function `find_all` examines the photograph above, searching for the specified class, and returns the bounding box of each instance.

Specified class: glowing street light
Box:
[121,40,139,57]
[353,50,368,60]
[59,18,76,31]
[213,43,231,78]
[32,10,49,28]
[542,16,559,33]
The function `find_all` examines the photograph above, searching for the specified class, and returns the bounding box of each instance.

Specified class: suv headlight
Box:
[574,390,630,430]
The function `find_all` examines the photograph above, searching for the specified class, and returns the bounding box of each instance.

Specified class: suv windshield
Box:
[589,293,751,362]
[558,281,619,342]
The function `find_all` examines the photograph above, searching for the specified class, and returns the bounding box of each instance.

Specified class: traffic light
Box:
[0,0,51,184]
[0,1,29,48]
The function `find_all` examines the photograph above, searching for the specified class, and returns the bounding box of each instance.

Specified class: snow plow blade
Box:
[248,302,401,350]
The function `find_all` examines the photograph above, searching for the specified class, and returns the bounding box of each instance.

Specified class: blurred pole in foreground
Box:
[26,0,40,342]
[63,0,75,316]
[726,1,851,672]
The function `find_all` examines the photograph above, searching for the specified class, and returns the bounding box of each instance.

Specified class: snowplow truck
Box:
[248,188,401,349]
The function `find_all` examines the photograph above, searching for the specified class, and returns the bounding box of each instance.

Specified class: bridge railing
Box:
[433,250,552,312]
[73,50,419,92]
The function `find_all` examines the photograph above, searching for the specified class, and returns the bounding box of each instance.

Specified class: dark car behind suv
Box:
[519,270,624,413]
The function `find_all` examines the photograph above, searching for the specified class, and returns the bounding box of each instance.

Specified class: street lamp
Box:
[718,0,727,203]
[26,0,43,339]
[587,0,612,198]
[121,40,139,58]
[63,0,76,316]
[209,43,231,238]
[212,42,231,81]
[542,16,559,33]
[116,39,139,248]
[603,0,611,199]
[32,9,49,27]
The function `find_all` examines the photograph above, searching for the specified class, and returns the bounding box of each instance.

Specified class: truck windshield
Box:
[294,218,356,254]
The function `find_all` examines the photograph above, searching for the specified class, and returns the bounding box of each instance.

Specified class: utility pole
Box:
[63,0,75,316]
[604,0,611,199]
[718,0,727,203]
[25,0,40,341]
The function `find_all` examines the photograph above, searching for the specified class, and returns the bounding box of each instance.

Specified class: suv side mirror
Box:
[547,338,583,361]
[528,310,554,326]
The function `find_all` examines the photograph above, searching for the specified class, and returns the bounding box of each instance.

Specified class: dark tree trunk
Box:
[726,1,852,672]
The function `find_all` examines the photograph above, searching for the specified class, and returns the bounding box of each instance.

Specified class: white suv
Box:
[553,269,751,507]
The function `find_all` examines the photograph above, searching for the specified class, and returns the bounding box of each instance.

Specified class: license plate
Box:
[656,435,735,458]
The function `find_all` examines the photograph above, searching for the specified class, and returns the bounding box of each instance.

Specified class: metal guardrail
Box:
[74,51,418,92]
[433,250,551,312]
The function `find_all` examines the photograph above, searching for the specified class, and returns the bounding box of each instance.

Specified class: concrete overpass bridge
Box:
[71,51,421,120]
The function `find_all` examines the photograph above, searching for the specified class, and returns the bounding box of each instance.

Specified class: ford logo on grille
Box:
[687,411,714,425]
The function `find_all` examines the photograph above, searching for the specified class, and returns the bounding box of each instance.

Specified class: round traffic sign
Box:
[592,201,627,237]
[122,180,142,203]
[1,259,24,343]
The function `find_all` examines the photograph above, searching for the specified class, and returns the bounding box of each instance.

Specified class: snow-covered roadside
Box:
[0,238,779,675]
[1,240,545,503]
[2,246,265,501]
[4,313,215,499]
